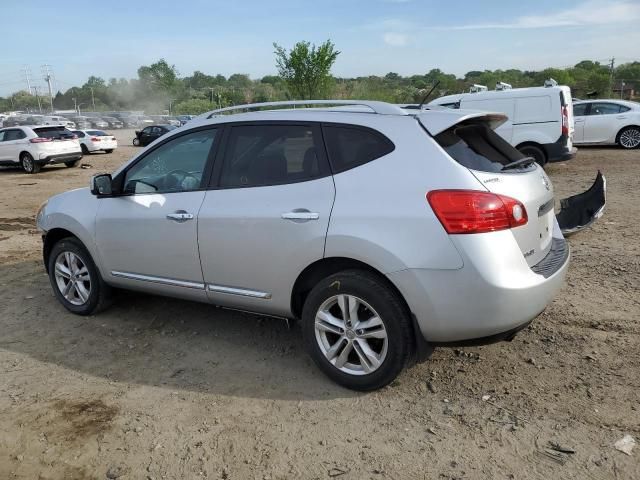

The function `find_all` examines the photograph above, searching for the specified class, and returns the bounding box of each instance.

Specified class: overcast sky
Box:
[1,0,639,95]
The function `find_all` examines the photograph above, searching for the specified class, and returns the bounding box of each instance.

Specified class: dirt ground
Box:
[0,130,638,480]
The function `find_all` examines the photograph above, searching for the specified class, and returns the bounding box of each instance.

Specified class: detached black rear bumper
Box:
[556,170,606,235]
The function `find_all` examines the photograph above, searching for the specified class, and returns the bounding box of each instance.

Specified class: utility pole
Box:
[90,87,96,111]
[21,65,32,94]
[208,87,215,105]
[41,65,54,113]
[608,57,615,96]
[33,86,42,112]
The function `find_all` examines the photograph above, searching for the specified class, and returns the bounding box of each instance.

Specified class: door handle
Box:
[281,210,319,221]
[166,210,194,222]
[574,119,585,123]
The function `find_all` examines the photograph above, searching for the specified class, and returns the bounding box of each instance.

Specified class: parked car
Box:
[572,100,640,149]
[102,116,124,129]
[70,116,93,129]
[24,115,45,126]
[149,115,181,127]
[72,129,117,154]
[176,115,194,125]
[0,125,82,173]
[42,115,76,129]
[2,116,27,127]
[35,100,605,390]
[427,80,576,166]
[132,125,177,146]
[89,118,109,129]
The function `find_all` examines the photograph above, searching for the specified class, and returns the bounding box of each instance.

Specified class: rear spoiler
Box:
[557,171,606,235]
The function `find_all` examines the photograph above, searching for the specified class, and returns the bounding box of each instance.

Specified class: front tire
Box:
[617,126,640,149]
[132,137,140,146]
[302,270,413,391]
[47,237,111,315]
[20,152,41,174]
[104,149,114,154]
[65,160,80,168]
[517,144,547,167]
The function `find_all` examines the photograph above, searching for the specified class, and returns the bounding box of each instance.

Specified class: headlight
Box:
[36,200,48,229]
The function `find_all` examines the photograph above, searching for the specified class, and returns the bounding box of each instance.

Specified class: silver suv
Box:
[37,100,575,390]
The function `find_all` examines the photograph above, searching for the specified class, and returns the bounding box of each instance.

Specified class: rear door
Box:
[198,122,335,317]
[572,103,588,143]
[425,117,556,266]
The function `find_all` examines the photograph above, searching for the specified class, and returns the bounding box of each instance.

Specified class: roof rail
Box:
[204,100,407,118]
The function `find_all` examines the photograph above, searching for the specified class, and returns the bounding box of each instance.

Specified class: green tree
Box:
[273,40,340,99]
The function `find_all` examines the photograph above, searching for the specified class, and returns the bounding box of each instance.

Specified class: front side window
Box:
[323,125,394,174]
[219,124,323,187]
[124,129,217,194]
[589,103,622,115]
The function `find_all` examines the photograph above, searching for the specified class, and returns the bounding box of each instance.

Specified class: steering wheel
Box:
[165,170,199,191]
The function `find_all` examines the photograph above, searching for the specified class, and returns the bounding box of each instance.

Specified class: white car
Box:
[42,115,76,129]
[0,125,83,173]
[572,100,640,149]
[73,130,117,154]
[428,81,576,166]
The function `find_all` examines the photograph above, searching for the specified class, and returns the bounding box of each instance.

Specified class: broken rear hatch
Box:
[417,109,606,239]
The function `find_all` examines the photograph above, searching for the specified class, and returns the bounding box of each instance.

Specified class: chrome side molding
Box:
[207,284,272,299]
[111,271,205,290]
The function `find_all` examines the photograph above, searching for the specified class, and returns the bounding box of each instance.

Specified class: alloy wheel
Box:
[314,294,388,375]
[54,251,92,306]
[620,128,640,148]
[21,154,33,172]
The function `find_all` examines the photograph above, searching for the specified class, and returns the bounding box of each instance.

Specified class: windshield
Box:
[87,130,108,136]
[435,122,534,173]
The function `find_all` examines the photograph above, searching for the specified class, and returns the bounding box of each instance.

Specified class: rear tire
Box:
[617,126,640,149]
[47,237,111,315]
[104,149,114,154]
[65,160,80,168]
[81,144,89,155]
[20,152,41,174]
[517,144,547,167]
[302,269,413,391]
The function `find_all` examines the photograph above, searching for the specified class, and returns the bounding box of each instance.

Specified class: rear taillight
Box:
[29,137,52,143]
[427,190,528,234]
[90,137,101,141]
[561,105,569,136]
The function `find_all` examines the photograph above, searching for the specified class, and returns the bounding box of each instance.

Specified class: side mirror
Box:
[90,174,113,196]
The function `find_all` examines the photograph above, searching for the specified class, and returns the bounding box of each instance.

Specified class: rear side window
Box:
[435,123,528,173]
[34,126,74,139]
[3,129,26,141]
[589,103,624,115]
[219,124,326,187]
[322,125,394,173]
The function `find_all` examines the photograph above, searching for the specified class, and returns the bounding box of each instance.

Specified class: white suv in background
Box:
[42,115,76,129]
[573,100,640,149]
[0,125,83,173]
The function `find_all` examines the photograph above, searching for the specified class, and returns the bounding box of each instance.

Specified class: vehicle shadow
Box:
[0,260,357,401]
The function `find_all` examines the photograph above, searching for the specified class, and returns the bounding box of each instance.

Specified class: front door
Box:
[198,123,335,317]
[583,102,622,143]
[95,127,219,299]
[572,103,588,143]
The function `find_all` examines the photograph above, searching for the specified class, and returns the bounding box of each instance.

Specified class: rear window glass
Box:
[323,125,394,173]
[34,126,75,139]
[435,123,530,173]
[87,130,108,136]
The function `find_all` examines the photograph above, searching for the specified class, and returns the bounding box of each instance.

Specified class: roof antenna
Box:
[417,80,440,110]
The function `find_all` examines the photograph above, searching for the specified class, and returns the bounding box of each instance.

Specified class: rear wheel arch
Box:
[291,257,411,321]
[616,125,640,148]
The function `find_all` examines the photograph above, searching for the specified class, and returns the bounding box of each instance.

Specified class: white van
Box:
[428,82,576,165]
[42,115,76,129]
